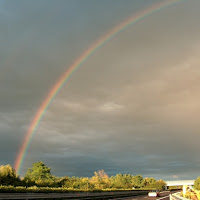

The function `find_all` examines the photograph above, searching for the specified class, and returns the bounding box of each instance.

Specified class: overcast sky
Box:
[1,0,200,180]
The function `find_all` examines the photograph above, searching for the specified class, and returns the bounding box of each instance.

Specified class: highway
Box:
[0,190,179,199]
[111,190,176,200]
[0,190,147,200]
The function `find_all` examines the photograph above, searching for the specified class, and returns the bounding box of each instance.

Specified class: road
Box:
[0,191,147,200]
[110,190,175,200]
[0,190,179,199]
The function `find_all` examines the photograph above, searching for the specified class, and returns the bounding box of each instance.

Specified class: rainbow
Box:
[14,0,184,174]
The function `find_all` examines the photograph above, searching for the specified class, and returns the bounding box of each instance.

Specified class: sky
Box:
[0,0,200,181]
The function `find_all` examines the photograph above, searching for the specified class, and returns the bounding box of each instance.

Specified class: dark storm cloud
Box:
[0,114,28,166]
[1,0,200,180]
[0,0,151,113]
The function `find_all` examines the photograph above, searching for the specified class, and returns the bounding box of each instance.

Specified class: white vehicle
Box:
[148,190,160,197]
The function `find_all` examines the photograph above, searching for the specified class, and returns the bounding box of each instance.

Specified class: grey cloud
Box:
[1,0,200,179]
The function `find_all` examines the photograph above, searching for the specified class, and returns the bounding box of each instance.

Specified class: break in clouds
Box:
[0,0,200,179]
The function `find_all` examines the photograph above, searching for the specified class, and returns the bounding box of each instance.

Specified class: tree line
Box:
[1,161,165,190]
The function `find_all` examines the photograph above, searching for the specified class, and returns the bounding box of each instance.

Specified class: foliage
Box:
[90,170,110,189]
[132,175,144,188]
[0,165,20,186]
[0,162,166,191]
[23,161,55,187]
[150,180,166,190]
[194,177,200,190]
[110,174,133,189]
[56,176,71,187]
[0,185,137,193]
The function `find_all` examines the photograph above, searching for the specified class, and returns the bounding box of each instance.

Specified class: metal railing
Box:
[170,192,188,200]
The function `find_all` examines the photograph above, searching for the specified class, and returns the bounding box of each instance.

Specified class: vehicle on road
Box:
[148,190,160,197]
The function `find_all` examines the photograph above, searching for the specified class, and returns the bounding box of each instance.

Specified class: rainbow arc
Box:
[14,0,184,174]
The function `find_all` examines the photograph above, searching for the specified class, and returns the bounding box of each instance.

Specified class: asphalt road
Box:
[0,191,148,200]
[0,190,179,200]
[111,191,175,200]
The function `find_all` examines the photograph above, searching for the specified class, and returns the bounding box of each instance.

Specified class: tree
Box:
[141,177,156,188]
[0,164,20,186]
[151,180,166,190]
[132,175,143,188]
[79,177,93,190]
[56,176,71,188]
[90,170,110,189]
[194,177,200,190]
[110,174,124,189]
[123,174,134,188]
[24,161,55,186]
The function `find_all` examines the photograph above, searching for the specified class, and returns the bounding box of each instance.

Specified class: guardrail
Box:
[170,192,188,200]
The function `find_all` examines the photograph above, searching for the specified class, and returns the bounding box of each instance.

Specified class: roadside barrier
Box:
[170,192,188,200]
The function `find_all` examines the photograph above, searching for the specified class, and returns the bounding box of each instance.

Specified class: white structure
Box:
[165,180,195,195]
[166,180,195,187]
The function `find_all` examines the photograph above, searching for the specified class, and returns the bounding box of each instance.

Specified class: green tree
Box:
[110,174,123,189]
[154,180,166,190]
[109,174,134,189]
[56,176,71,188]
[194,177,200,190]
[90,170,110,189]
[79,177,94,190]
[132,175,143,188]
[141,177,156,188]
[123,174,134,188]
[150,179,166,190]
[24,161,55,186]
[0,165,20,186]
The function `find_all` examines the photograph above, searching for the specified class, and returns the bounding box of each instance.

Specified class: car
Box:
[148,190,160,197]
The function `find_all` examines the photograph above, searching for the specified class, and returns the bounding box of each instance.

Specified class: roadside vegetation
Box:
[194,177,200,200]
[194,177,200,190]
[182,177,200,200]
[0,161,166,192]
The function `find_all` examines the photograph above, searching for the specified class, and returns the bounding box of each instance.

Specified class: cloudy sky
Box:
[1,0,200,180]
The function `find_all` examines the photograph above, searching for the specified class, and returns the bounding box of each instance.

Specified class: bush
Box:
[0,165,21,186]
[0,186,143,193]
[194,177,200,190]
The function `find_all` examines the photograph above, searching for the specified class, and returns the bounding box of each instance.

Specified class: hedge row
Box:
[0,186,138,193]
